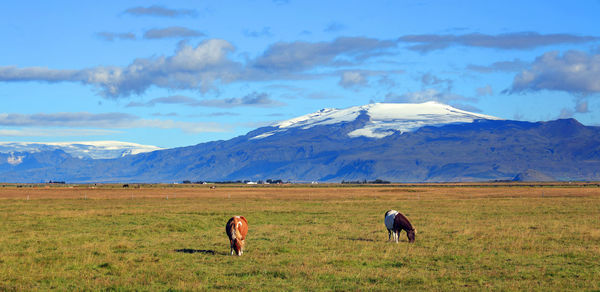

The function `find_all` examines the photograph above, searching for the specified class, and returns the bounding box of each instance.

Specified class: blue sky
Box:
[1,0,599,148]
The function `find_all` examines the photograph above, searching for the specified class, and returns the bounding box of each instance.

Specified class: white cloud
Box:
[339,71,367,88]
[576,100,589,113]
[143,27,205,39]
[385,89,476,105]
[385,89,443,103]
[0,39,240,98]
[467,59,528,73]
[420,73,453,91]
[400,32,599,53]
[96,32,136,41]
[126,93,285,108]
[193,92,285,108]
[123,5,197,18]
[508,50,600,95]
[0,112,229,134]
[251,37,397,73]
[0,37,399,98]
[133,119,228,133]
[476,85,493,96]
[324,22,346,32]
[0,128,120,137]
[243,27,273,38]
[559,108,574,119]
[126,95,199,107]
[0,112,138,127]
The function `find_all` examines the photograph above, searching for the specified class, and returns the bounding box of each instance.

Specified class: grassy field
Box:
[0,184,599,290]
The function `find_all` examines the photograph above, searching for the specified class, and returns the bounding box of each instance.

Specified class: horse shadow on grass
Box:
[174,248,228,256]
[343,237,375,242]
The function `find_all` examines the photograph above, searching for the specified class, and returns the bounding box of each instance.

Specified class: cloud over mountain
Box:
[467,59,528,73]
[143,27,205,39]
[0,112,138,127]
[243,27,273,38]
[123,5,197,18]
[339,71,367,88]
[508,50,600,95]
[96,32,136,41]
[250,37,397,73]
[126,95,199,107]
[0,112,227,133]
[385,89,475,107]
[0,37,398,98]
[193,92,284,108]
[399,32,598,53]
[0,39,240,97]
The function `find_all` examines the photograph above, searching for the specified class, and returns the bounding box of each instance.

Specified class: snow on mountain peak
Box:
[253,101,502,139]
[0,141,162,160]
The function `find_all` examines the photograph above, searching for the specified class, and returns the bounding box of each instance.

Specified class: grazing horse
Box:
[384,210,399,241]
[225,216,248,256]
[393,212,416,243]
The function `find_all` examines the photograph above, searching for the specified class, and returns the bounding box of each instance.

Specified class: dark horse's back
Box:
[393,212,414,231]
[393,212,416,243]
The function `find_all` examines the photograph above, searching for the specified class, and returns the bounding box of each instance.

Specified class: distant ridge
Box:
[0,141,161,160]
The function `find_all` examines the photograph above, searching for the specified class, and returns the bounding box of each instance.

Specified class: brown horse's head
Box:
[407,229,416,243]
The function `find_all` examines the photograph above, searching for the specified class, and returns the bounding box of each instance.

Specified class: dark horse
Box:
[393,212,416,243]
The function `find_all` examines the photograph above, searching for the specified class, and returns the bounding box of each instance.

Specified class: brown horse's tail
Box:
[230,221,237,240]
[232,217,245,239]
[235,219,244,238]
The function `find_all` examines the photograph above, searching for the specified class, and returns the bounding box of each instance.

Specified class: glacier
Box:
[253,101,502,139]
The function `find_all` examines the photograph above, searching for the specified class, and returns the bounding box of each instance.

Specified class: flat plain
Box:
[1,183,599,290]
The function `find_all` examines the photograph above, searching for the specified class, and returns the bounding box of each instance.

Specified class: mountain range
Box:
[1,102,599,183]
[0,141,162,160]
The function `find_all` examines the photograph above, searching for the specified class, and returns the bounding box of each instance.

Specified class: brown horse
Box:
[225,216,248,256]
[393,212,416,243]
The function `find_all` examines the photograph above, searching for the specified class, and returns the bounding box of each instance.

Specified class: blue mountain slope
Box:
[1,103,600,183]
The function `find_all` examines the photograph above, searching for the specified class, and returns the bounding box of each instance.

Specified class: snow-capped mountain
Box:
[0,141,162,160]
[253,102,501,139]
[2,102,600,183]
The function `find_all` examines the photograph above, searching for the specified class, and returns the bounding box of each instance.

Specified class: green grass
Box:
[0,186,599,290]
